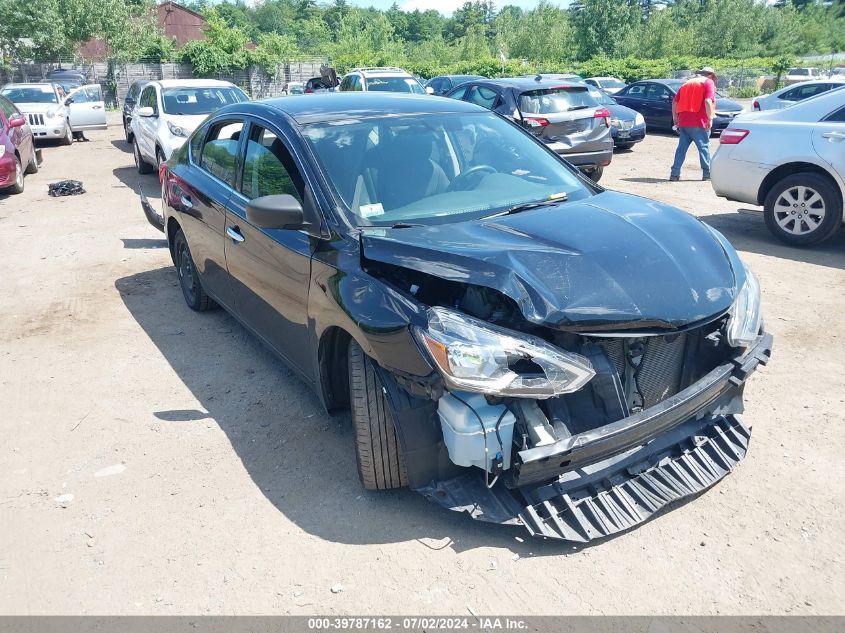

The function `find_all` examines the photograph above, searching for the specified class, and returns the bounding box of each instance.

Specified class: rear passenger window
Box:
[200,120,243,187]
[825,107,845,122]
[240,125,304,202]
[467,86,499,110]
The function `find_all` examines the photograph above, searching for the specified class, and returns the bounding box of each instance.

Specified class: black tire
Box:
[589,165,604,183]
[5,155,24,194]
[173,229,214,311]
[134,139,153,174]
[615,142,635,151]
[124,119,133,143]
[156,148,165,169]
[763,172,843,246]
[61,121,73,146]
[25,150,38,175]
[348,339,408,490]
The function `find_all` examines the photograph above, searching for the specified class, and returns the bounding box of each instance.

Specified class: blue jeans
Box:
[671,126,711,178]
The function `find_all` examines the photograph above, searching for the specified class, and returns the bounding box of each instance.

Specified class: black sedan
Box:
[141,93,770,542]
[614,79,744,134]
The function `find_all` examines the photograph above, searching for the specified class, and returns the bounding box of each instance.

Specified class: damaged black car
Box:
[143,93,772,542]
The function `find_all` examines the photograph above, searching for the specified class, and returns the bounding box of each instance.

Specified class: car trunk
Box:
[518,86,610,154]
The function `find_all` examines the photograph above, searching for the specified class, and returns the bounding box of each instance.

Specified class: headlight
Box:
[45,109,59,118]
[167,121,189,137]
[727,268,762,348]
[610,118,622,128]
[634,112,645,125]
[413,307,595,398]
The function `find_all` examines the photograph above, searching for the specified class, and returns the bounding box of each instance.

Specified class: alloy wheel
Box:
[773,185,826,236]
[15,158,23,189]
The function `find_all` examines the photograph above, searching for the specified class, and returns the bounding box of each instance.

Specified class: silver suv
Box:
[339,68,426,94]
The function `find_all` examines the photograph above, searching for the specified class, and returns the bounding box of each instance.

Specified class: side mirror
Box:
[246,194,304,229]
[125,96,136,106]
[425,86,435,95]
[137,106,156,117]
[64,98,74,106]
[8,115,26,128]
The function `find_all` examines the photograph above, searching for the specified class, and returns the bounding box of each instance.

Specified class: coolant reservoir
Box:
[438,391,516,472]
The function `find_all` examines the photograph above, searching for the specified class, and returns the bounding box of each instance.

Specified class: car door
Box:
[136,85,159,160]
[67,85,107,130]
[174,118,245,310]
[223,119,315,375]
[643,83,674,128]
[812,105,845,183]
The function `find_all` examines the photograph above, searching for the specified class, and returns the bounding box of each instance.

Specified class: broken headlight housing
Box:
[414,306,595,398]
[727,267,762,348]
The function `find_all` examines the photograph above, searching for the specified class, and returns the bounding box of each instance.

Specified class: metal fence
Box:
[0,58,328,106]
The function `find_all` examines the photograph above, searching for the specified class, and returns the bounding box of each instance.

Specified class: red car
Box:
[0,93,38,194]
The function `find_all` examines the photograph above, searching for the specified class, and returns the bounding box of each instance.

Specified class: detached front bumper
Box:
[416,332,772,542]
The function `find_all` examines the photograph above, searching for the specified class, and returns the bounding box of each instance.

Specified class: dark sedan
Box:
[425,75,486,96]
[445,77,613,181]
[614,79,744,134]
[122,79,148,143]
[585,86,646,149]
[141,93,770,542]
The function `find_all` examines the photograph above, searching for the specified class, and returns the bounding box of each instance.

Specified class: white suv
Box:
[130,79,248,172]
[338,68,427,94]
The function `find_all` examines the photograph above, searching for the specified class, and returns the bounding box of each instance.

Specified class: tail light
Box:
[524,117,549,128]
[752,99,759,110]
[720,128,749,145]
[594,107,611,127]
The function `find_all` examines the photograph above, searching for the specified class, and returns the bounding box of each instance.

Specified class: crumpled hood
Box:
[361,191,744,330]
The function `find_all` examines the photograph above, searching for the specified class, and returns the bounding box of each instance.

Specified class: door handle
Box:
[821,131,845,140]
[92,105,102,109]
[180,195,193,208]
[226,226,245,243]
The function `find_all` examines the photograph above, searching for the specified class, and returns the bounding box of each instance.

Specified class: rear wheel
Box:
[134,139,153,174]
[763,172,842,246]
[589,165,604,183]
[25,151,39,175]
[124,119,133,143]
[348,339,408,490]
[5,155,24,194]
[173,228,214,311]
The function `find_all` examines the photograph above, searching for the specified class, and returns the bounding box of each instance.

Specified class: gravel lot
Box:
[1,111,843,615]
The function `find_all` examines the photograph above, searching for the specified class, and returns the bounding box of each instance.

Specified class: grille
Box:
[26,113,44,126]
[593,334,688,409]
[613,119,634,131]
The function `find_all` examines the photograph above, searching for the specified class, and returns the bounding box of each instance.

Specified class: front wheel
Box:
[61,121,73,146]
[172,228,215,311]
[5,155,24,194]
[763,172,842,246]
[124,119,133,143]
[134,139,153,174]
[348,339,408,490]
[588,165,604,183]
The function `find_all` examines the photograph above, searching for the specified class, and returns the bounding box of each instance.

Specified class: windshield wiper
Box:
[567,105,590,112]
[389,222,425,229]
[487,195,568,218]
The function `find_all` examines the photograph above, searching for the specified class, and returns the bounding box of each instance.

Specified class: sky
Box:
[356,0,563,11]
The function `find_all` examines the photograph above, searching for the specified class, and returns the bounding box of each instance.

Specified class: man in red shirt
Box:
[670,67,717,181]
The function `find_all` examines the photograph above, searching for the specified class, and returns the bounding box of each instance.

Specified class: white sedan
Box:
[130,79,248,172]
[752,79,845,111]
[711,89,845,246]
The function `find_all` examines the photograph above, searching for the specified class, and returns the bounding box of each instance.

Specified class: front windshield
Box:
[599,79,626,89]
[161,86,247,115]
[366,77,425,94]
[586,86,616,106]
[302,112,592,227]
[0,85,57,104]
[518,87,599,114]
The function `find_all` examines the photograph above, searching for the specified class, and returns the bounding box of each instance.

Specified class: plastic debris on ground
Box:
[48,180,85,197]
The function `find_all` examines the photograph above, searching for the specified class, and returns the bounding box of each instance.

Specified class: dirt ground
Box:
[1,111,844,616]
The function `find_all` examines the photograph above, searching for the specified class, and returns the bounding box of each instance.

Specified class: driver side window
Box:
[239,124,305,202]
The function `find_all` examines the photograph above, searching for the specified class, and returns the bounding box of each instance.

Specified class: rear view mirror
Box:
[246,194,304,229]
[138,106,156,117]
[8,115,25,128]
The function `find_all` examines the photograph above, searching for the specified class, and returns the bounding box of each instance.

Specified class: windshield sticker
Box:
[360,203,385,218]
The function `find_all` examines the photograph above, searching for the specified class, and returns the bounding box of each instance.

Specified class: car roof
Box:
[471,77,589,91]
[152,79,240,88]
[239,92,487,125]
[2,83,59,90]
[587,76,621,81]
[351,67,413,78]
